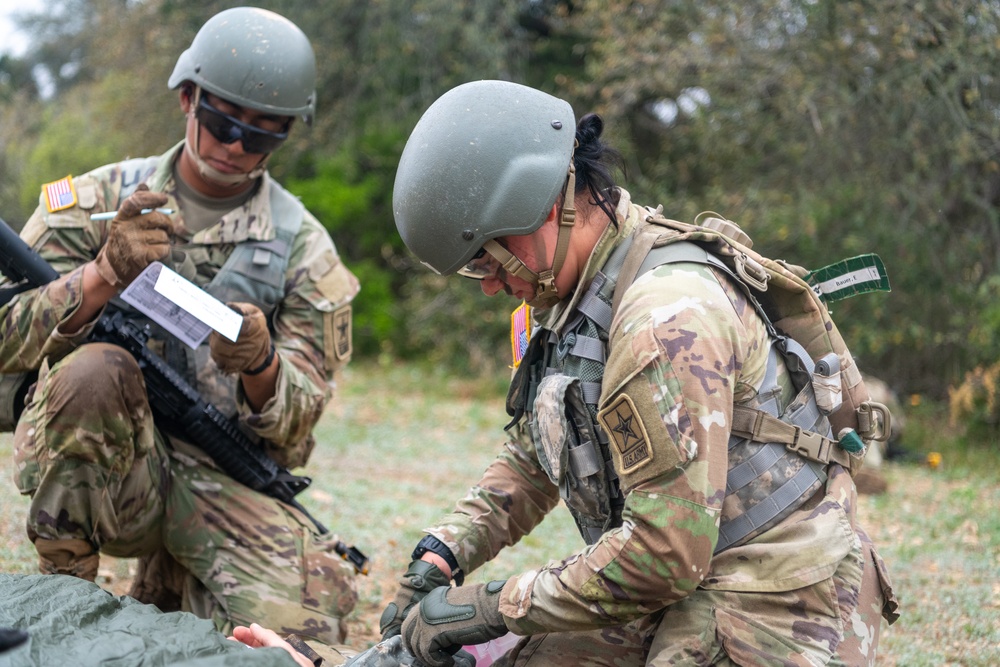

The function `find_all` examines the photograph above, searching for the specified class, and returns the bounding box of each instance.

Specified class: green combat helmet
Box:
[168,6,316,124]
[393,80,576,286]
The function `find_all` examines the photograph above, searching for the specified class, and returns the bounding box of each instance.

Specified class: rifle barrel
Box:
[0,217,60,286]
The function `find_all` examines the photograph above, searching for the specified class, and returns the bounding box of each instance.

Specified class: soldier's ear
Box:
[179,84,195,113]
[541,202,560,228]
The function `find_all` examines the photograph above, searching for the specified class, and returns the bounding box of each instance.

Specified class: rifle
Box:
[0,217,52,430]
[0,216,60,306]
[0,216,368,575]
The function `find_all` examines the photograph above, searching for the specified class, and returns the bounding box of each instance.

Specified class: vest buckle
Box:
[787,426,832,464]
[735,253,769,292]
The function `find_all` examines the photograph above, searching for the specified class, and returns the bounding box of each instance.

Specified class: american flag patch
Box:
[43,175,77,213]
[510,301,532,368]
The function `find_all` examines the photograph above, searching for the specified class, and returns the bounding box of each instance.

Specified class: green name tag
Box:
[805,254,890,303]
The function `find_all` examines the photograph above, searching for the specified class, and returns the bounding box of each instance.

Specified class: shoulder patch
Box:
[314,259,360,306]
[510,302,532,368]
[598,371,687,491]
[598,393,653,473]
[332,305,352,361]
[43,176,77,213]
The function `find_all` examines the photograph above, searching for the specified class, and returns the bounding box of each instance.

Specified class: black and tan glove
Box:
[379,559,451,640]
[345,635,476,667]
[94,184,172,288]
[401,581,509,667]
[209,302,273,375]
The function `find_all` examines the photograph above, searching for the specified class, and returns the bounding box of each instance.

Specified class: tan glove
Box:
[94,184,173,287]
[209,302,273,374]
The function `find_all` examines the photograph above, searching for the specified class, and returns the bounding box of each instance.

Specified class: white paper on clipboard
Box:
[119,262,243,348]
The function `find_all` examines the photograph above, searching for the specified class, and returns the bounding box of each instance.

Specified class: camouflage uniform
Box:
[421,189,898,666]
[1,142,361,644]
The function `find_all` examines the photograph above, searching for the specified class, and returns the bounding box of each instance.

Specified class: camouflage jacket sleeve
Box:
[424,426,563,577]
[241,209,360,468]
[0,188,116,373]
[0,267,94,373]
[495,263,776,633]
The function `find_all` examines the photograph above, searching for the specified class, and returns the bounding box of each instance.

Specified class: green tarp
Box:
[0,574,300,667]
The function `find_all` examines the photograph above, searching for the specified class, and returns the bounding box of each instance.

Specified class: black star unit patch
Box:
[598,393,653,473]
[333,305,352,360]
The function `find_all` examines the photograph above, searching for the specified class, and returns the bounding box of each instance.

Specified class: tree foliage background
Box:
[2,0,999,399]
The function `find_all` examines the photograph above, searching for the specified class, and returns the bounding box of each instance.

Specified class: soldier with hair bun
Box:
[377,80,900,667]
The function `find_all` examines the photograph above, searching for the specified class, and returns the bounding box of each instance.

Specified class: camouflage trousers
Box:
[12,342,358,644]
[492,528,893,666]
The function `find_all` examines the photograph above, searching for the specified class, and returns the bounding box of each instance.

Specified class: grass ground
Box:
[1,359,998,664]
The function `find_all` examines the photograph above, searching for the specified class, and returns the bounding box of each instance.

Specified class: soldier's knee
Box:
[54,343,141,387]
[47,343,147,410]
[26,343,153,459]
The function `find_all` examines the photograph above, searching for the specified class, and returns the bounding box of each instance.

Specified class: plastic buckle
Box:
[735,253,769,291]
[787,426,831,463]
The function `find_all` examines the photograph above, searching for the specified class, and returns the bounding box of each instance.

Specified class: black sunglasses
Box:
[195,95,289,154]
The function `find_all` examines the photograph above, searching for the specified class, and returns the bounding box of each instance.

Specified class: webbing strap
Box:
[580,382,602,405]
[545,329,604,365]
[611,227,663,315]
[563,335,605,363]
[780,336,814,372]
[731,406,851,468]
[752,344,783,418]
[544,271,609,407]
[635,238,711,277]
[577,289,613,331]
[726,442,785,494]
[535,160,578,303]
[716,461,822,552]
[629,237,792,349]
[568,440,603,477]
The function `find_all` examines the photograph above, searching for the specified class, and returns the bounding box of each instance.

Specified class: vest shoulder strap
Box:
[613,213,884,444]
[205,181,305,315]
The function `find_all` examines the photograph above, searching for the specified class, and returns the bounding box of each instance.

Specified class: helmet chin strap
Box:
[482,153,578,309]
[184,87,269,188]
